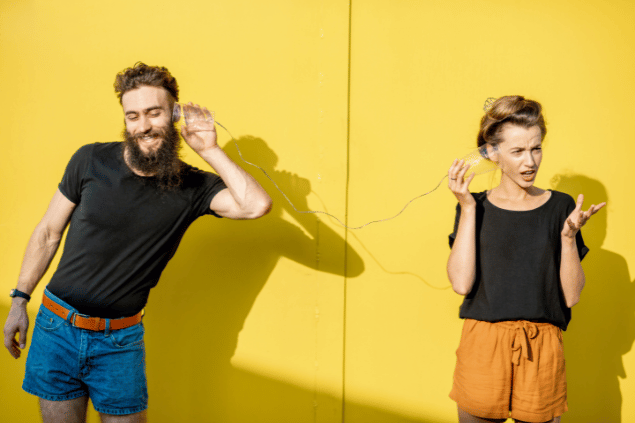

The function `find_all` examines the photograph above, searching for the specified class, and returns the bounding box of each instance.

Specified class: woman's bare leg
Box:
[458,406,507,423]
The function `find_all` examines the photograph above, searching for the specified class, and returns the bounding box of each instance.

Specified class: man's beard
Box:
[123,124,184,190]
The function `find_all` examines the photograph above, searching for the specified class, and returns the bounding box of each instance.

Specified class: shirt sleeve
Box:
[58,144,93,204]
[448,202,461,248]
[563,193,590,261]
[192,170,228,218]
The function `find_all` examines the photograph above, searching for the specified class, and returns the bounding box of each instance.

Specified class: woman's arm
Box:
[448,205,477,295]
[446,159,478,295]
[560,194,605,307]
[559,236,585,307]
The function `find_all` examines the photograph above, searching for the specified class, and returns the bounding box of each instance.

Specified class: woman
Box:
[447,96,605,423]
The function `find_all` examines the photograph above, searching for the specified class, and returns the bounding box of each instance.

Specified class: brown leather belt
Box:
[42,293,143,331]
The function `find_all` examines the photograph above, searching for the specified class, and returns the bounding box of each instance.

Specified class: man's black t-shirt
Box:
[47,142,227,318]
[448,190,588,331]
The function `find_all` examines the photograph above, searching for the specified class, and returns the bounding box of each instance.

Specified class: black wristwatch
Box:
[9,289,31,302]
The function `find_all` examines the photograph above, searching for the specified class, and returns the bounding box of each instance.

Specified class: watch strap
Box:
[10,289,31,302]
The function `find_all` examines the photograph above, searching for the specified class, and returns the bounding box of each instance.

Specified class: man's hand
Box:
[4,299,29,359]
[180,103,218,154]
[562,194,606,238]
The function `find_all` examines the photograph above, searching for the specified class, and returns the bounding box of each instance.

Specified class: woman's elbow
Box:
[447,263,474,296]
[563,274,585,308]
[565,294,581,308]
[565,284,584,308]
[447,271,473,296]
[452,283,471,296]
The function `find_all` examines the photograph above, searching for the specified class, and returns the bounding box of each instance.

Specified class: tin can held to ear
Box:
[172,103,215,125]
[458,144,499,177]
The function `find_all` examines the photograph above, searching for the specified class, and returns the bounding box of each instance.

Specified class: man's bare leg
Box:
[100,410,147,423]
[515,418,560,423]
[40,397,88,423]
[458,407,507,423]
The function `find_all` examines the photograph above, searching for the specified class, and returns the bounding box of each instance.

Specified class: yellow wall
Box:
[1,1,633,422]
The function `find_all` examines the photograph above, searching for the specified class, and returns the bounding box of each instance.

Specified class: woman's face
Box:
[495,124,543,188]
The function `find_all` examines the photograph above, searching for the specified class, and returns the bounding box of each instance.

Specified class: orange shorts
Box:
[449,319,567,422]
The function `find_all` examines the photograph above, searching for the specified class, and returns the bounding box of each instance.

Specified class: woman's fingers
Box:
[567,218,577,231]
[448,160,475,196]
[464,171,476,186]
[590,202,607,216]
[449,159,469,181]
[448,160,461,185]
[575,194,584,212]
[568,201,607,232]
[458,161,471,180]
[448,159,459,181]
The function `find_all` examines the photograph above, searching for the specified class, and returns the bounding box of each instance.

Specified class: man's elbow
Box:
[245,197,273,219]
[35,221,63,248]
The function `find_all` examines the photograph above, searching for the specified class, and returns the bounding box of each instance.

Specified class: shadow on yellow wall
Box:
[552,174,635,423]
[143,135,366,422]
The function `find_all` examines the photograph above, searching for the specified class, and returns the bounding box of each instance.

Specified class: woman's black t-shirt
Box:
[448,190,588,331]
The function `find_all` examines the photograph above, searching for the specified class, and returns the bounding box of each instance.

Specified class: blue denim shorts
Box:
[23,289,148,415]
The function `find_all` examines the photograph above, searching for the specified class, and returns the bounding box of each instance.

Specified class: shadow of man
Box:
[144,135,364,422]
[552,174,635,423]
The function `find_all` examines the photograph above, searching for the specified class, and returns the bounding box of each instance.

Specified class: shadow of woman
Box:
[143,135,364,422]
[552,174,635,422]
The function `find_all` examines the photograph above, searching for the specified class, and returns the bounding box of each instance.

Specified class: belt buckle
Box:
[71,313,102,331]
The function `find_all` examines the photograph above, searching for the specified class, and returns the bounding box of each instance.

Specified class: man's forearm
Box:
[16,223,64,295]
[199,146,272,216]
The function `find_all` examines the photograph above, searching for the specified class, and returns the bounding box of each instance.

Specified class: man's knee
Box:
[39,397,88,423]
[99,410,147,423]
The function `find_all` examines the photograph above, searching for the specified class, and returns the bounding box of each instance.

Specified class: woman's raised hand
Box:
[448,159,476,208]
[562,194,606,238]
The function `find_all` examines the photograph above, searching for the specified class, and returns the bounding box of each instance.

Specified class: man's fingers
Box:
[203,108,214,123]
[18,327,27,349]
[183,103,209,126]
[12,338,21,357]
[4,334,12,351]
[4,333,19,358]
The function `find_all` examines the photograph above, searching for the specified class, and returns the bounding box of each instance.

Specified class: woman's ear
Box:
[488,144,500,164]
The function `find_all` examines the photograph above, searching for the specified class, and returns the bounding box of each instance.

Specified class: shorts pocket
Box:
[34,306,65,332]
[109,323,145,348]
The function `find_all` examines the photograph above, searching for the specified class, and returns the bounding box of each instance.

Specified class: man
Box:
[3,62,272,423]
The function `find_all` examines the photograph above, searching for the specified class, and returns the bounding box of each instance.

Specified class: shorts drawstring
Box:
[511,321,538,365]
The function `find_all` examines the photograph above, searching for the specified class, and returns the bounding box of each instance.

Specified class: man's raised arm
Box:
[180,104,272,219]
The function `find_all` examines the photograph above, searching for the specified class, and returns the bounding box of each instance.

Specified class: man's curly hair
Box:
[114,62,179,104]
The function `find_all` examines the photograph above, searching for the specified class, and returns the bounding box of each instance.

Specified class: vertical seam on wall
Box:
[342,0,353,422]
